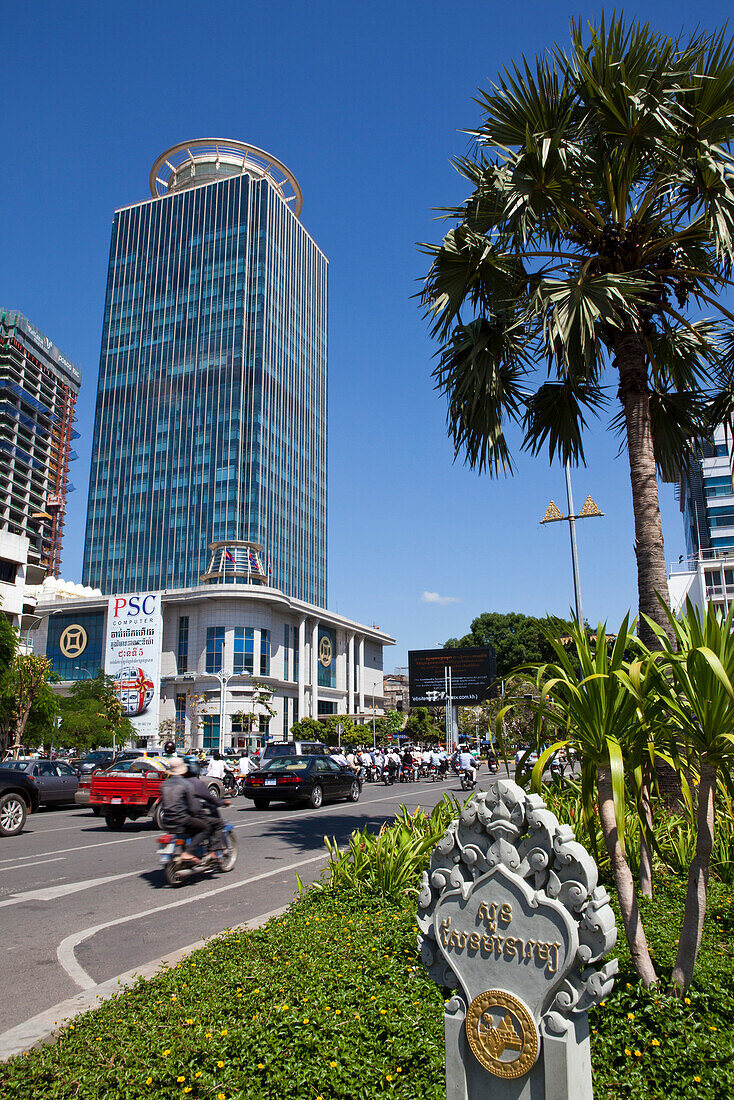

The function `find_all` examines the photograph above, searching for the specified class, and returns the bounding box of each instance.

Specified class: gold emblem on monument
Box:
[59,624,88,658]
[466,989,539,1079]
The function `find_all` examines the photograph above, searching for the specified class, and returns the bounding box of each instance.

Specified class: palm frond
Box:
[433,317,531,476]
[522,379,606,466]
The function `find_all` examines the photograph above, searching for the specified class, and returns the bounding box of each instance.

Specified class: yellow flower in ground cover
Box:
[145,1078,153,1085]
[162,1050,171,1057]
[694,1076,701,1083]
[329,1061,337,1068]
[220,1028,228,1035]
[217,1060,224,1068]
[257,1063,264,1069]
[177,1076,185,1082]
[624,1049,631,1056]
[651,1039,660,1047]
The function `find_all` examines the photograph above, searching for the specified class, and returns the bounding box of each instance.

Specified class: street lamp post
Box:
[74,666,92,680]
[540,462,604,624]
[202,671,250,754]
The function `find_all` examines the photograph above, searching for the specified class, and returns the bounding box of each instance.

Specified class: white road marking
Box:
[57,853,328,989]
[0,870,140,908]
[1,782,447,863]
[0,856,66,873]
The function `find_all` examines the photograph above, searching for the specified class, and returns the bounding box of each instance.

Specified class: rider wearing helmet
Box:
[162,740,177,757]
[159,757,216,862]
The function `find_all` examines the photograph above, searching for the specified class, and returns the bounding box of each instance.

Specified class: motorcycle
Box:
[157,820,238,887]
[383,763,398,786]
[460,768,478,791]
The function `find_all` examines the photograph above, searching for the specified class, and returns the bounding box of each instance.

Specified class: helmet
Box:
[163,740,177,756]
[186,762,201,777]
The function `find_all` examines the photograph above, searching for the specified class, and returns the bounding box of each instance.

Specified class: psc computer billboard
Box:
[408,647,496,707]
[104,592,163,742]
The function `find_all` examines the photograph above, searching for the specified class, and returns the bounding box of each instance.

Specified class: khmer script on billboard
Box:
[104,592,163,741]
[408,647,496,706]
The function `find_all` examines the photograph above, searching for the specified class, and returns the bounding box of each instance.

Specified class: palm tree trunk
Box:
[614,329,673,648]
[598,766,658,987]
[638,771,654,899]
[671,762,716,993]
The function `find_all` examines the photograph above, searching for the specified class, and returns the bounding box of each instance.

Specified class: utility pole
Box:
[540,461,604,624]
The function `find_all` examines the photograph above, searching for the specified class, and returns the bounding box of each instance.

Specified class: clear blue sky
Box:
[3,1,728,667]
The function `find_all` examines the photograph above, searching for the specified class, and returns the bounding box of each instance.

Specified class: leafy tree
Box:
[421,16,734,645]
[58,673,134,752]
[0,618,61,753]
[445,611,574,678]
[403,706,442,744]
[290,716,325,741]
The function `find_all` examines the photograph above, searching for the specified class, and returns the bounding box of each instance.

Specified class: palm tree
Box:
[421,15,734,645]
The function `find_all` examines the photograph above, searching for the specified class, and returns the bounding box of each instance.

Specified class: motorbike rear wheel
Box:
[164,860,185,887]
[218,833,238,872]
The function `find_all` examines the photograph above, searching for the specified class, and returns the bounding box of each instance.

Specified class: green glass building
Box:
[82,140,327,604]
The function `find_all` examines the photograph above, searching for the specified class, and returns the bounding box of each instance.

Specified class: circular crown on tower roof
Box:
[149,139,303,216]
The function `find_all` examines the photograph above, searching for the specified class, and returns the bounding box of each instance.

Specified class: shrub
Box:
[315,795,461,899]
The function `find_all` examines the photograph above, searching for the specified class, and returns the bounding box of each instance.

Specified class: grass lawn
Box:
[1,876,732,1098]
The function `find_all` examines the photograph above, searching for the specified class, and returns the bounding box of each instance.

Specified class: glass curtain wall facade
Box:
[83,153,327,604]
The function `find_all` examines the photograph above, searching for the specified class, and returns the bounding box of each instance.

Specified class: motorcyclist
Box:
[162,740,178,757]
[159,757,216,862]
[185,763,230,851]
[457,748,478,785]
[205,750,227,780]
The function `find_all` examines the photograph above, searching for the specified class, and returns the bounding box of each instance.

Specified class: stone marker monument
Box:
[418,780,617,1099]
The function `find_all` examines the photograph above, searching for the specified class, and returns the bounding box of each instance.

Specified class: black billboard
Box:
[408,646,496,707]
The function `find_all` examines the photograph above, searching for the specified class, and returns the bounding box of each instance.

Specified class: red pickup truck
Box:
[89,758,225,830]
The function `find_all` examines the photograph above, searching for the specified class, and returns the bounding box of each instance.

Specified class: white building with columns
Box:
[30,560,393,751]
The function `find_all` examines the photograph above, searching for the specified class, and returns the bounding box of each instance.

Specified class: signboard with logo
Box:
[317,627,336,689]
[46,611,105,679]
[104,592,163,742]
[408,647,497,707]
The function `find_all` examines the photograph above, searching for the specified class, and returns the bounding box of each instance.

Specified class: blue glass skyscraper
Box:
[82,140,327,605]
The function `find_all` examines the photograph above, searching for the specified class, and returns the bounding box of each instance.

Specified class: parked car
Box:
[74,750,117,776]
[0,758,79,807]
[0,767,40,836]
[243,755,361,810]
[259,740,328,765]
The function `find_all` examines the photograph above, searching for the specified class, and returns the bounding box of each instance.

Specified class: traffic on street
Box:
[0,764,505,1041]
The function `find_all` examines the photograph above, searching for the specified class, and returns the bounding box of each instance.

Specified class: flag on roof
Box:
[225,549,236,564]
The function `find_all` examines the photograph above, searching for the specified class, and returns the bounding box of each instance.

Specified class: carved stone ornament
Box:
[418,780,617,1097]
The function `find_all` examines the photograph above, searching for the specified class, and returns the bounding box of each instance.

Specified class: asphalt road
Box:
[0,772,492,1036]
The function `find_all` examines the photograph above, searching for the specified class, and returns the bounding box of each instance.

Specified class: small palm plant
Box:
[501,617,659,986]
[646,599,734,993]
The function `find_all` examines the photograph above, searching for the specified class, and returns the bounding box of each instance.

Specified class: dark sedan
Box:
[74,750,117,776]
[1,759,79,808]
[243,755,361,810]
[0,768,40,836]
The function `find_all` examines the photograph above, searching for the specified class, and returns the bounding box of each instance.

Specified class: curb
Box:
[0,904,289,1063]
